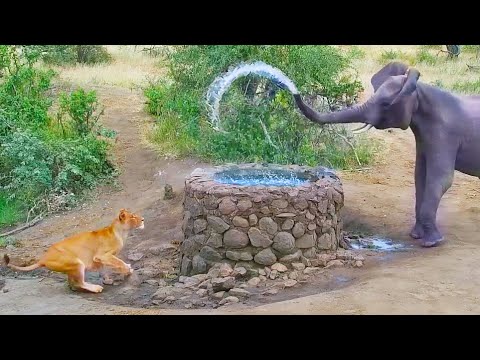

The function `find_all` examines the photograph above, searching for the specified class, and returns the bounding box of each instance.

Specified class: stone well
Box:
[179,163,344,276]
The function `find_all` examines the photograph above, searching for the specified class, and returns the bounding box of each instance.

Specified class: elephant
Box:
[292,61,480,248]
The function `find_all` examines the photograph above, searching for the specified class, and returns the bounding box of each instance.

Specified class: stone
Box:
[237,200,253,212]
[183,277,201,288]
[282,219,295,230]
[164,184,174,199]
[193,219,207,234]
[233,267,247,277]
[199,246,223,262]
[292,262,306,271]
[196,289,208,297]
[310,259,321,267]
[248,228,273,248]
[103,278,114,285]
[180,237,202,257]
[294,199,309,210]
[192,274,209,282]
[229,288,250,298]
[212,291,225,299]
[259,275,267,282]
[219,263,234,277]
[296,234,315,248]
[284,279,297,288]
[226,250,253,261]
[276,213,296,218]
[272,232,296,254]
[248,214,258,226]
[355,260,364,267]
[317,200,329,213]
[198,280,211,289]
[260,206,271,215]
[354,255,365,262]
[193,234,207,245]
[258,217,278,235]
[269,270,278,280]
[164,296,176,303]
[265,288,278,296]
[219,296,239,305]
[302,247,317,259]
[206,233,223,248]
[303,267,319,275]
[279,250,302,264]
[271,263,288,273]
[248,277,261,286]
[152,286,189,301]
[317,233,332,250]
[180,257,192,276]
[219,198,237,215]
[254,248,277,266]
[271,199,288,209]
[127,252,144,261]
[258,269,267,276]
[149,243,176,255]
[224,229,250,248]
[207,216,230,233]
[326,259,344,268]
[336,250,354,260]
[207,267,221,279]
[292,223,306,238]
[289,271,298,280]
[233,216,249,228]
[301,256,312,267]
[211,277,236,291]
[158,279,168,287]
[306,211,315,220]
[203,195,218,210]
[192,255,207,274]
[308,223,317,231]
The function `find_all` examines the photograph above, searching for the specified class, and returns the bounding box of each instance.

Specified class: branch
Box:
[332,129,362,167]
[0,214,44,238]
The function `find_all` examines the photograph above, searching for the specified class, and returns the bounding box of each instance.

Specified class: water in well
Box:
[347,235,409,252]
[214,168,311,187]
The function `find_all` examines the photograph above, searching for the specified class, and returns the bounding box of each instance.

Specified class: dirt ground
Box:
[1,79,480,315]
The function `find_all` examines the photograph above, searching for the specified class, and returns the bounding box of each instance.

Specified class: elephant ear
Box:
[370,61,409,92]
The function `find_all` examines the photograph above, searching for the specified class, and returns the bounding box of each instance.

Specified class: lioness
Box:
[3,208,144,293]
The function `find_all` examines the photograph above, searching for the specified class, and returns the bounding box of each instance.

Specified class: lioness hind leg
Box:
[66,262,103,294]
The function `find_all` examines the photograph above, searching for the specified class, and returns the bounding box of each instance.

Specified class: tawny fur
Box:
[4,209,144,293]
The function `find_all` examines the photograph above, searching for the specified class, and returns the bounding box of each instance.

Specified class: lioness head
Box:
[118,209,144,230]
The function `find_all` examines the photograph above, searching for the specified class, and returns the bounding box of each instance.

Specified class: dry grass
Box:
[52,45,167,89]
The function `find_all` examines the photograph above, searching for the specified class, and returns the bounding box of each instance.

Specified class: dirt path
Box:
[1,83,480,315]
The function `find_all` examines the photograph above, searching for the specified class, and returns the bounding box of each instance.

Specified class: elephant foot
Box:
[420,234,444,248]
[409,223,424,239]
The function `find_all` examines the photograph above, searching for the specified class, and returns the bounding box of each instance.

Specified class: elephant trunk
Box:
[293,94,368,125]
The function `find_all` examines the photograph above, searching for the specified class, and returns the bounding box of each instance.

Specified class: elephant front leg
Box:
[417,155,455,247]
[410,151,426,239]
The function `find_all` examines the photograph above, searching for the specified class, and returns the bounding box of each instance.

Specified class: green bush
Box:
[0,45,115,227]
[144,45,376,169]
[24,45,112,66]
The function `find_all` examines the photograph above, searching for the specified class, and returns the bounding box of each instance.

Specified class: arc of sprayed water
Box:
[205,61,300,149]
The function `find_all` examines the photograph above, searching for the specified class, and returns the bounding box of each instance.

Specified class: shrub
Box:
[144,45,376,169]
[24,45,112,66]
[0,45,115,227]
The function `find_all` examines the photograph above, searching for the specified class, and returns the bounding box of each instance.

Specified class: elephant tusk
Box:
[352,124,373,134]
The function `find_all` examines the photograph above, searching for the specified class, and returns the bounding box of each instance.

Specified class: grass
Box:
[0,235,17,248]
[0,194,22,228]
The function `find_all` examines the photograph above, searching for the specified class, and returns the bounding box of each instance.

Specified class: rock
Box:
[258,269,267,276]
[292,262,306,271]
[233,267,247,277]
[219,296,239,305]
[265,267,271,277]
[272,232,296,254]
[282,275,288,281]
[238,283,248,289]
[229,288,250,298]
[207,216,230,233]
[336,250,354,260]
[294,199,309,210]
[2,288,9,293]
[219,198,236,215]
[303,267,318,275]
[326,259,344,268]
[226,250,253,261]
[284,279,297,288]
[193,219,208,234]
[248,228,273,248]
[282,219,295,230]
[207,267,221,279]
[276,213,296,218]
[193,234,207,245]
[355,260,364,268]
[219,263,234,277]
[258,217,278,235]
[211,276,236,291]
[296,234,315,248]
[269,270,278,280]
[279,250,302,264]
[292,223,306,238]
[152,286,189,301]
[184,303,194,309]
[182,277,201,288]
[271,263,288,273]
[353,255,365,262]
[306,211,315,220]
[149,243,176,255]
[301,256,312,267]
[164,184,174,199]
[260,206,271,215]
[308,223,317,231]
[233,216,249,228]
[103,278,114,285]
[248,214,258,226]
[271,199,288,209]
[164,296,176,303]
[199,246,223,262]
[317,253,336,266]
[248,277,261,286]
[310,259,321,267]
[180,256,192,276]
[198,280,211,289]
[259,275,267,282]
[289,271,298,280]
[237,200,253,212]
[265,288,278,296]
[127,252,144,261]
[180,237,202,257]
[254,248,277,266]
[302,247,317,259]
[192,255,207,274]
[206,233,223,248]
[317,200,329,213]
[145,279,158,286]
[196,289,208,297]
[212,291,225,299]
[224,229,250,248]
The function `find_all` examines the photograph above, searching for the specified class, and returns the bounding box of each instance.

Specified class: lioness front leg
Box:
[94,254,133,275]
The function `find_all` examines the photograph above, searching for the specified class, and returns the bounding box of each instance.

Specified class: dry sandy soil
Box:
[1,47,480,314]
